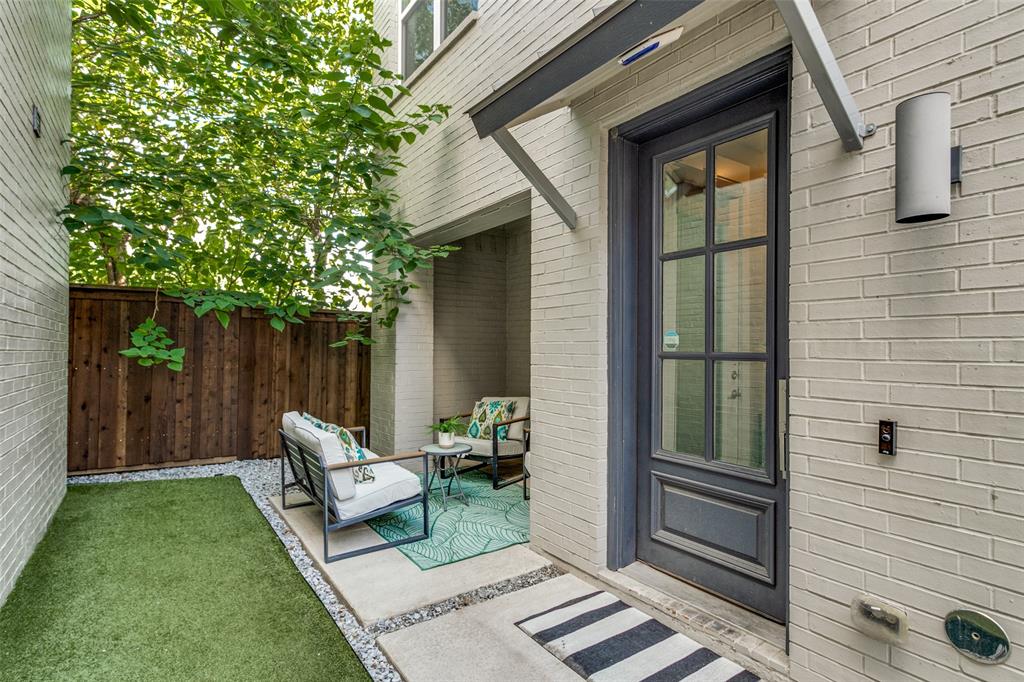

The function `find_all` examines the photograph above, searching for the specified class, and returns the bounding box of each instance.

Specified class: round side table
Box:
[421,442,472,510]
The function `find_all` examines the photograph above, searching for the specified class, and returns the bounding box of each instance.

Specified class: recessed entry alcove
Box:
[432,216,531,421]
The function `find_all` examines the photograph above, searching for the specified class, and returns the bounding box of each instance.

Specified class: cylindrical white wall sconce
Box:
[895,92,951,223]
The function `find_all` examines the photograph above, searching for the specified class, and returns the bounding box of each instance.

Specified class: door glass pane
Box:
[403,0,434,74]
[662,256,704,353]
[714,129,768,243]
[662,360,705,456]
[444,0,476,36]
[662,151,706,253]
[714,245,766,353]
[714,361,767,469]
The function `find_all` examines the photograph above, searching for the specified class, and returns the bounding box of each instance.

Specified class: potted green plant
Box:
[429,416,465,448]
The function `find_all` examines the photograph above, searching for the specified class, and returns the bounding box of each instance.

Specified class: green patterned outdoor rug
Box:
[366,470,529,569]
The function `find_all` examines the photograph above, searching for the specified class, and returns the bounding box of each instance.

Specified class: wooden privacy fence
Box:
[68,285,371,474]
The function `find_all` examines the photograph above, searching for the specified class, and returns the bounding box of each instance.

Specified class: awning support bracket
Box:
[774,0,875,152]
[491,127,577,230]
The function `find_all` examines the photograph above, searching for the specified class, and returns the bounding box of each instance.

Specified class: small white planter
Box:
[438,432,456,448]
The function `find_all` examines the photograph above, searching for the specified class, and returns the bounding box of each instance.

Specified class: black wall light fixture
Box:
[895,92,961,224]
[31,104,42,138]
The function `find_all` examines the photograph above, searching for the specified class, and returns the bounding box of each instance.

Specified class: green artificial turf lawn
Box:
[0,476,370,682]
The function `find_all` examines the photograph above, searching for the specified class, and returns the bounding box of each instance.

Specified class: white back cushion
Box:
[282,411,305,436]
[287,416,357,501]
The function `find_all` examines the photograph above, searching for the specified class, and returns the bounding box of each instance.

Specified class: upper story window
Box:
[400,0,477,76]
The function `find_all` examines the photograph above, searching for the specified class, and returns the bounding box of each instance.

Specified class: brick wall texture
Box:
[373,0,1023,679]
[433,218,531,420]
[0,0,70,605]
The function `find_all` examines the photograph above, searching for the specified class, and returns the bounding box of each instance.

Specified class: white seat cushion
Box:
[453,436,524,457]
[283,411,356,502]
[335,455,422,520]
[480,396,529,441]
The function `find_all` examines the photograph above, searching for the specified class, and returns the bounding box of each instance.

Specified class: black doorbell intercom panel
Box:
[879,420,897,456]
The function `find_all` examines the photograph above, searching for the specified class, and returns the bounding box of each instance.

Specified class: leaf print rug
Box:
[366,471,529,569]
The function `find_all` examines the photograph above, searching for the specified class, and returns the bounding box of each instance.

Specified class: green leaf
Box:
[66,0,449,370]
[214,309,230,328]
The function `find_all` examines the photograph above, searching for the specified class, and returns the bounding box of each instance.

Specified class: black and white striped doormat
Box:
[515,591,759,682]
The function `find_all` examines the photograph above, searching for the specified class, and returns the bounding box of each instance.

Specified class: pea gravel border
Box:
[70,459,561,682]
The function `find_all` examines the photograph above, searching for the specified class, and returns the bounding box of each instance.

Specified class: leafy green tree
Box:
[66,0,451,367]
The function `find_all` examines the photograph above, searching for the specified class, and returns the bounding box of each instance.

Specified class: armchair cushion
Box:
[334,452,422,520]
[481,396,530,441]
[466,399,517,440]
[454,436,524,457]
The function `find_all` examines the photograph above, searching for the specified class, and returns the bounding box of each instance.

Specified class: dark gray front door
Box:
[635,82,788,622]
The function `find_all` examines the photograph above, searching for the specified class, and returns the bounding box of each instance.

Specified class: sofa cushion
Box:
[335,456,422,520]
[466,400,517,441]
[287,415,357,502]
[481,396,529,441]
[300,412,375,483]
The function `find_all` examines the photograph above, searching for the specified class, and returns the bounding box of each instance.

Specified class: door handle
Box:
[777,379,788,480]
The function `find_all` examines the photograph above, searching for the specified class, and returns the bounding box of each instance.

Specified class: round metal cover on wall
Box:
[944,610,1011,664]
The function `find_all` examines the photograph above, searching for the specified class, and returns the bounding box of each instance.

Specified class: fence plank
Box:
[67,286,371,473]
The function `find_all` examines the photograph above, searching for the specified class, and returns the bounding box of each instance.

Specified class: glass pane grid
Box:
[714,129,768,244]
[661,360,705,458]
[713,360,767,470]
[662,257,705,353]
[662,151,706,254]
[714,245,767,353]
[444,0,476,36]
[658,128,771,472]
[402,0,435,74]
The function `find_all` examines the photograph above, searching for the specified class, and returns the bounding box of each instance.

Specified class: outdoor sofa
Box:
[278,411,429,563]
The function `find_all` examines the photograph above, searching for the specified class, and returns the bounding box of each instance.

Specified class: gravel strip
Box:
[70,459,561,681]
[367,564,563,636]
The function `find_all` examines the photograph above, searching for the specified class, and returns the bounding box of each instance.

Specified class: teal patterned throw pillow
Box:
[300,413,375,483]
[465,400,517,441]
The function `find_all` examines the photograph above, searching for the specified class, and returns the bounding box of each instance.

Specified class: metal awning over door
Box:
[466,0,874,230]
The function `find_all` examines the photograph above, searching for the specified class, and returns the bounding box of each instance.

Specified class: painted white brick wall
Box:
[433,228,509,420]
[371,265,434,454]
[0,0,70,605]
[786,1,1024,680]
[430,216,531,419]
[505,217,531,396]
[374,0,1024,679]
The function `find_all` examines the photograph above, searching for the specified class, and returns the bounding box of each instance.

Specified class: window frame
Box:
[398,0,475,78]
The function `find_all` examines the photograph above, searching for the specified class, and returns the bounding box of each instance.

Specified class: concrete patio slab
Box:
[269,494,550,624]
[377,573,593,682]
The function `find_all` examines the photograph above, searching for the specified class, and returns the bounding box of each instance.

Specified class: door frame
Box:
[607,48,792,585]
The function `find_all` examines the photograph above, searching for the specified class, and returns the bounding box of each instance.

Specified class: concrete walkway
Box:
[271,493,783,682]
[378,574,593,682]
[269,494,550,624]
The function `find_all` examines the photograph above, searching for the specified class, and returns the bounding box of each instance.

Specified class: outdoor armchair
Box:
[278,412,429,563]
[441,396,530,497]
